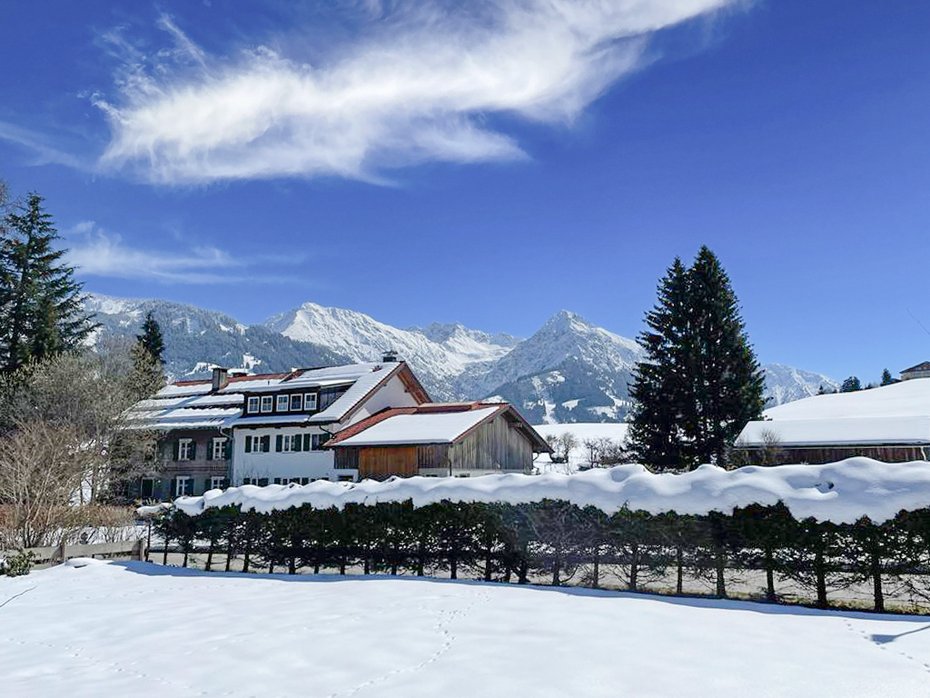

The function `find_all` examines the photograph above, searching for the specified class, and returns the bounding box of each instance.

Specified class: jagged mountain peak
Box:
[82,293,836,423]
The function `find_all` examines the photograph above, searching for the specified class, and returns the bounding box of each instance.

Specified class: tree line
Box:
[152,500,930,613]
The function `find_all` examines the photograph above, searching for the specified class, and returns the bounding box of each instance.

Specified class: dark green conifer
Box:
[0,193,95,372]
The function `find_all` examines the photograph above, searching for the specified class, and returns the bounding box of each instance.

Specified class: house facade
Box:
[901,362,930,381]
[129,369,244,500]
[228,361,429,485]
[131,359,430,497]
[131,359,551,498]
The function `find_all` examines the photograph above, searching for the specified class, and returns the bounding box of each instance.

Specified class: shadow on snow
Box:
[102,560,930,629]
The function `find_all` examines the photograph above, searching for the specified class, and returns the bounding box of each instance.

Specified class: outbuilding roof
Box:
[328,402,551,451]
[737,378,930,447]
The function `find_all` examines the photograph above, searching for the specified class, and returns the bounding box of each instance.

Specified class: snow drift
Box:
[167,458,930,525]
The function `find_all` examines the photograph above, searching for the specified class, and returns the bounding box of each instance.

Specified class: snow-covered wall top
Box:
[167,458,930,525]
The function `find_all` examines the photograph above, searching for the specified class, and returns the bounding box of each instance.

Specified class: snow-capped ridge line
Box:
[170,458,930,525]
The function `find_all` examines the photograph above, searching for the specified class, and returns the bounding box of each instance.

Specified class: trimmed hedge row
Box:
[152,501,930,613]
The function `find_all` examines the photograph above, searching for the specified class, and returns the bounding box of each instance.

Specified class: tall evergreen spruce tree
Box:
[138,311,165,365]
[629,258,693,469]
[630,247,765,470]
[880,368,894,386]
[128,311,166,400]
[0,193,95,373]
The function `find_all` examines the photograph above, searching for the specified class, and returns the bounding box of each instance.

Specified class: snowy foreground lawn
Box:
[3,562,930,697]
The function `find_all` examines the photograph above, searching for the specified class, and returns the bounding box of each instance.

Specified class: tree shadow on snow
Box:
[108,561,930,624]
[870,624,930,644]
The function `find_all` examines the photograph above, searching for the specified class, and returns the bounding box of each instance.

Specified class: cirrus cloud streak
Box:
[96,1,736,184]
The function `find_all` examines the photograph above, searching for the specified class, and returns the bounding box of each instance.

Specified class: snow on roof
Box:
[217,377,285,393]
[334,406,501,446]
[155,382,212,398]
[127,407,240,430]
[308,365,398,423]
[135,393,243,410]
[287,362,390,386]
[171,458,930,525]
[739,417,930,447]
[738,379,930,446]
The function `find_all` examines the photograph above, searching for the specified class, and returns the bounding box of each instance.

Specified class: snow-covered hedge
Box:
[169,458,930,525]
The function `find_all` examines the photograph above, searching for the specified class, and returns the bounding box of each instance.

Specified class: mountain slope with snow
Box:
[85,294,836,421]
[467,311,642,423]
[86,294,347,380]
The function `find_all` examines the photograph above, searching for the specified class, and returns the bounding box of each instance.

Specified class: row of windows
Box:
[242,475,354,486]
[143,475,227,498]
[170,433,329,461]
[174,438,228,462]
[243,433,329,453]
[143,473,357,498]
[246,392,319,415]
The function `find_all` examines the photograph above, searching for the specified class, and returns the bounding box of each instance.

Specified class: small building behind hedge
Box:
[327,402,551,479]
[736,374,930,464]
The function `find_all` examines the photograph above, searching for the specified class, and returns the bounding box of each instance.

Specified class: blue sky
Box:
[1,0,929,382]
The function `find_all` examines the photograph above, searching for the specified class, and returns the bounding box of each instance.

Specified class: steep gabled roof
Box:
[130,361,430,431]
[327,402,551,452]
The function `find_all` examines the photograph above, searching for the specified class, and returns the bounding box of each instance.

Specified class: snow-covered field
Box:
[533,422,629,472]
[3,561,930,697]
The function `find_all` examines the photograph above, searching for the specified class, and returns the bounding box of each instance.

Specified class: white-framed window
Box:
[245,434,270,453]
[210,476,225,490]
[277,394,290,412]
[175,476,192,496]
[247,396,260,414]
[211,437,227,460]
[178,438,193,461]
[289,394,303,411]
[304,393,318,411]
[260,395,274,413]
[281,434,297,452]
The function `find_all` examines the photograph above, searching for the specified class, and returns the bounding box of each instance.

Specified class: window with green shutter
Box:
[275,434,283,452]
[245,435,252,453]
[303,434,312,451]
[261,435,270,452]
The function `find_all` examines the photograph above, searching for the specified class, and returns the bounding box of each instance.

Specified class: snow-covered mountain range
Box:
[85,294,838,423]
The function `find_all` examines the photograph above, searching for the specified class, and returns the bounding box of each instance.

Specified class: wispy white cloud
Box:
[0,121,86,169]
[95,1,737,184]
[64,221,304,285]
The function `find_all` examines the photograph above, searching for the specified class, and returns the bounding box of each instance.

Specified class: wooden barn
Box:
[326,402,551,479]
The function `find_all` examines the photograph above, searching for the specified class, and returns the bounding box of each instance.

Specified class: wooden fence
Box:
[2,539,145,568]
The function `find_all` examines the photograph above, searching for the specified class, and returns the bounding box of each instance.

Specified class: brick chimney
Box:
[212,367,229,391]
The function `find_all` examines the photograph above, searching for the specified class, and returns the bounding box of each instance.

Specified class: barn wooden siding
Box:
[447,414,532,473]
[335,414,535,480]
[741,445,928,465]
[358,446,418,479]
